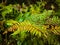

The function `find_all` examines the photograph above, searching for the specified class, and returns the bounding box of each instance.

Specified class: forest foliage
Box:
[0,0,60,45]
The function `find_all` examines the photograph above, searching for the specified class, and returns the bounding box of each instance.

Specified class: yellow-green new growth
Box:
[11,20,42,37]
